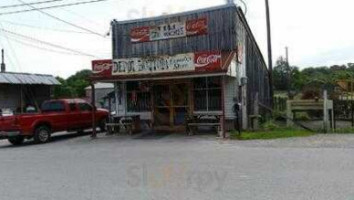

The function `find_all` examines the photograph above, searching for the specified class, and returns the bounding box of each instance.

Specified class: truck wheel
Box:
[34,126,51,144]
[8,136,24,146]
[99,119,107,132]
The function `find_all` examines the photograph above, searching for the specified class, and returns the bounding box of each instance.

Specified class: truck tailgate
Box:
[0,116,19,131]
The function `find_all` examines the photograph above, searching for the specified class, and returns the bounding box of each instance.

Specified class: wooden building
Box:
[90,4,271,136]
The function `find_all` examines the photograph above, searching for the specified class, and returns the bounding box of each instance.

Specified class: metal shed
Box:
[0,72,60,113]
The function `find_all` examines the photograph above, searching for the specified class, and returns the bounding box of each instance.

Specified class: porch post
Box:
[114,82,119,116]
[221,76,226,138]
[91,82,97,138]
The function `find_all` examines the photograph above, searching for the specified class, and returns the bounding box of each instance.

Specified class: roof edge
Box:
[112,3,237,25]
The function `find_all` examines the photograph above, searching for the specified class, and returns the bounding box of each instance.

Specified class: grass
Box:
[231,128,315,140]
[333,127,354,134]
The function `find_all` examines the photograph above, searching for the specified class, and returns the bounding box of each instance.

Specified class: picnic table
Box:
[186,113,223,136]
[106,114,141,135]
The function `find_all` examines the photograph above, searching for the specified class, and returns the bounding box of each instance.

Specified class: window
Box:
[41,101,65,112]
[78,103,92,112]
[126,81,151,112]
[69,103,77,112]
[193,77,222,111]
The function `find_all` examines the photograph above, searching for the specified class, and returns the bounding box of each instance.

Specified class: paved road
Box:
[1,133,354,200]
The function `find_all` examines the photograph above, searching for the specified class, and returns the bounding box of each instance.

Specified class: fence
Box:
[333,100,354,129]
[273,96,287,112]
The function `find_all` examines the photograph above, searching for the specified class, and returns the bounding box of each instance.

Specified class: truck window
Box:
[41,101,65,112]
[78,103,92,112]
[69,103,77,112]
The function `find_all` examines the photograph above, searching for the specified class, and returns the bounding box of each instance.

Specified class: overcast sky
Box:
[0,0,352,78]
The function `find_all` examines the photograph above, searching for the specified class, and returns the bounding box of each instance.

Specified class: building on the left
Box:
[0,60,60,114]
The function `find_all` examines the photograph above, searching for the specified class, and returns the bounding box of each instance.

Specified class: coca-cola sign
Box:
[130,26,150,43]
[186,18,207,35]
[194,51,221,72]
[92,60,113,77]
[130,17,208,43]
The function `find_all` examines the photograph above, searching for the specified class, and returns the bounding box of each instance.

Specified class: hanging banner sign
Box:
[112,51,221,76]
[91,59,113,77]
[130,17,208,43]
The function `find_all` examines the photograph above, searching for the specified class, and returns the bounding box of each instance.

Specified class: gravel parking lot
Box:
[1,132,354,200]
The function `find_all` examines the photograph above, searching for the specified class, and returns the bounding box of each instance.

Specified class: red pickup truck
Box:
[0,99,109,145]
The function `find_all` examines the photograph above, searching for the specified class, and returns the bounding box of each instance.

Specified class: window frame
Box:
[41,101,66,113]
[193,77,222,112]
[126,81,151,112]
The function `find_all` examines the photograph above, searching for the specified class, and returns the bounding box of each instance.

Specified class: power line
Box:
[0,29,17,72]
[0,28,98,58]
[3,35,83,56]
[0,0,64,9]
[0,20,95,34]
[0,23,23,72]
[13,0,107,37]
[5,34,111,57]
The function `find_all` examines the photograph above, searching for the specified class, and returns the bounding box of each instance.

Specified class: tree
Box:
[53,70,92,98]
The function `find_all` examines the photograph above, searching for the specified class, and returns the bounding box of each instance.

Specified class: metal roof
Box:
[0,72,60,85]
[113,3,236,25]
[85,82,114,90]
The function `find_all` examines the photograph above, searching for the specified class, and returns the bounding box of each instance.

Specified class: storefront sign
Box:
[91,59,113,77]
[150,22,186,41]
[112,53,195,75]
[112,51,221,76]
[130,17,207,43]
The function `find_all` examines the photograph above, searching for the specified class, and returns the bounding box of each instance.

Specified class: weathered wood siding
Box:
[236,10,271,117]
[112,5,238,59]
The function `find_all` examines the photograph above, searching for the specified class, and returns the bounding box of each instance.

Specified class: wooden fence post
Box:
[286,100,293,127]
[323,90,329,133]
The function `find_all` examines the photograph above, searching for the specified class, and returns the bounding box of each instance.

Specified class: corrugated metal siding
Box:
[112,5,238,59]
[0,73,60,85]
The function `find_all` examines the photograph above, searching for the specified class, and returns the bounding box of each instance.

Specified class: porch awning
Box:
[90,51,235,82]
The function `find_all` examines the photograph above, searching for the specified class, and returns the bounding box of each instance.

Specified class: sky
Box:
[0,0,353,78]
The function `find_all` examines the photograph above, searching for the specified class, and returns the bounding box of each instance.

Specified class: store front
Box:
[121,76,223,132]
[90,4,271,137]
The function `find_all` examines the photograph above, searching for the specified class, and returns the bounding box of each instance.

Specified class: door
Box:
[78,102,93,128]
[66,102,81,130]
[153,82,189,131]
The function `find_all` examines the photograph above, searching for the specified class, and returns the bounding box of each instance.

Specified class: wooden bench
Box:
[106,115,139,135]
[186,114,223,136]
[106,122,133,135]
[187,123,221,135]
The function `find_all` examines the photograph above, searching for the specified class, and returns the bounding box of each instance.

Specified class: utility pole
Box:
[285,47,292,99]
[265,0,273,106]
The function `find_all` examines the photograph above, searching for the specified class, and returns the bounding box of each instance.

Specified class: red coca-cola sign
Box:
[186,17,207,36]
[130,18,208,43]
[130,26,150,43]
[92,59,113,77]
[194,51,221,72]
